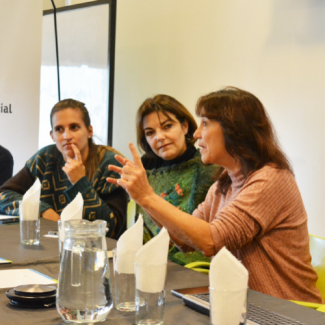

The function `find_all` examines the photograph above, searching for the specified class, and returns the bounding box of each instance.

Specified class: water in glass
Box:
[20,220,40,245]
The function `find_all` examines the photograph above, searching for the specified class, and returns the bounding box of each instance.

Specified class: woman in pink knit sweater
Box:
[107,87,323,303]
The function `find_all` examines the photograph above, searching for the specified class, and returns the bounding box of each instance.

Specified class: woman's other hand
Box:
[107,143,154,204]
[62,144,86,184]
[42,208,60,222]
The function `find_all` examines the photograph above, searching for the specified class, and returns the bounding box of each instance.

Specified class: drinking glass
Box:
[113,249,137,311]
[135,262,167,325]
[209,287,247,325]
[19,201,40,246]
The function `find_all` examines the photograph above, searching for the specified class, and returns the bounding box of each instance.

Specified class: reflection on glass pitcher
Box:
[56,219,113,323]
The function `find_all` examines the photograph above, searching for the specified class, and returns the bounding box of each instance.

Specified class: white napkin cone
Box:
[20,178,41,221]
[114,214,144,274]
[135,227,170,293]
[59,192,83,242]
[209,247,249,325]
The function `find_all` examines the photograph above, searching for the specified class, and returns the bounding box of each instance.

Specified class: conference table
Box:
[1,219,325,325]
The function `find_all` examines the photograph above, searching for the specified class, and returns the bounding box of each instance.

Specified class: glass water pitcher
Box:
[56,219,113,323]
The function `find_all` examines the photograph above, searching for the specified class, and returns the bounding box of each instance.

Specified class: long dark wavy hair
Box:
[196,87,293,195]
[50,99,104,181]
[136,94,198,157]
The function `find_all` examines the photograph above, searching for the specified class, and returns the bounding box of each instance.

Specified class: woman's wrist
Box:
[42,208,60,222]
[138,190,156,210]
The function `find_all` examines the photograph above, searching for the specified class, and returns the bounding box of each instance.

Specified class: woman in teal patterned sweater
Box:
[136,94,223,264]
[0,99,127,239]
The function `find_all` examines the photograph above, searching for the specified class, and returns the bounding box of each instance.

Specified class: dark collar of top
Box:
[141,145,197,170]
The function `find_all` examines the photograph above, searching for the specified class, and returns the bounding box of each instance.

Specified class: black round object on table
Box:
[6,284,57,308]
[14,284,56,296]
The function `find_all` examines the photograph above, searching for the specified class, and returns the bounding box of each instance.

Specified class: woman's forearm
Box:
[140,193,217,256]
[142,206,194,253]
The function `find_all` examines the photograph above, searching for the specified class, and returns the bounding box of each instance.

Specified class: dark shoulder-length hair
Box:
[136,94,197,157]
[50,99,99,181]
[195,87,293,195]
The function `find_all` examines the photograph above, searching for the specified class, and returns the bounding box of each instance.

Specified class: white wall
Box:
[114,0,325,237]
[0,0,43,174]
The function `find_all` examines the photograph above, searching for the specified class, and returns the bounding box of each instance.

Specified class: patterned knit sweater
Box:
[0,144,128,239]
[194,165,323,303]
[138,149,223,265]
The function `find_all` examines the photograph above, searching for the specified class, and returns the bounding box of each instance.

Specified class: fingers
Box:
[126,161,135,168]
[119,170,135,182]
[129,143,143,168]
[122,164,136,175]
[62,155,86,184]
[107,164,139,184]
[63,158,79,171]
[65,158,75,165]
[106,177,118,185]
[117,178,129,189]
[107,144,143,191]
[71,144,82,161]
[109,154,134,175]
[108,165,122,174]
[108,164,136,177]
[106,177,128,191]
[115,154,129,166]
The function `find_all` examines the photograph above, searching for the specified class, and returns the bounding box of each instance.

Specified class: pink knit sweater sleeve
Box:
[192,197,207,220]
[197,167,306,252]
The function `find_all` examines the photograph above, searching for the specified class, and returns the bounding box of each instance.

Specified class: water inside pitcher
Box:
[56,219,113,323]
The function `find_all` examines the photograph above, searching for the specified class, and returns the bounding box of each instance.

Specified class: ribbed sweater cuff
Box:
[64,176,92,202]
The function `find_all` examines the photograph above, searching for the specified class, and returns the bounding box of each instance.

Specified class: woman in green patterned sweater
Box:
[136,94,222,265]
[0,99,127,239]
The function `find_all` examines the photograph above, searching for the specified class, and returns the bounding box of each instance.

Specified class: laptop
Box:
[171,287,306,325]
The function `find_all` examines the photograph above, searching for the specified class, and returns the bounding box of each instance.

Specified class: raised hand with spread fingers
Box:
[107,143,154,204]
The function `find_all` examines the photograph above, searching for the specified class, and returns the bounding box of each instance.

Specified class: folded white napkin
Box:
[114,214,143,274]
[135,227,170,293]
[209,247,249,325]
[59,192,83,242]
[20,178,41,221]
[61,192,83,222]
